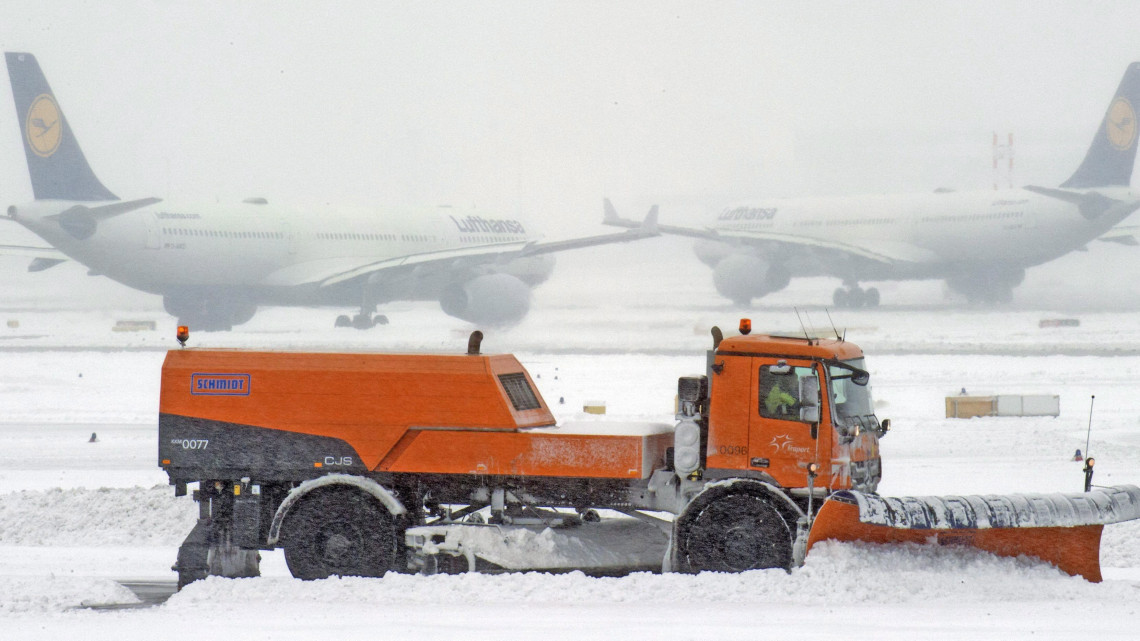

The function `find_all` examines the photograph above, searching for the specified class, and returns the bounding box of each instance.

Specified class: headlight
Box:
[673,418,702,475]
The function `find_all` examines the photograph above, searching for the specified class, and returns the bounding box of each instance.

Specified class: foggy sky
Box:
[2,2,1140,230]
[3,2,1140,311]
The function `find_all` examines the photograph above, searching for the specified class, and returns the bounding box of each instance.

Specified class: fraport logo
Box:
[191,373,251,396]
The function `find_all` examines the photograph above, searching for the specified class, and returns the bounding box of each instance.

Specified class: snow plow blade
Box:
[806,485,1140,582]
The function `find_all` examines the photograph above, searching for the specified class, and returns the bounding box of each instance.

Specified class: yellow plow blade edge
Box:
[806,485,1140,582]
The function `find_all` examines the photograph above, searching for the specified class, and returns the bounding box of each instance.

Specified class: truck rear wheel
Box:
[674,488,793,573]
[282,487,397,580]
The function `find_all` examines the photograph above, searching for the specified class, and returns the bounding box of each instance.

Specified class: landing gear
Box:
[672,484,794,573]
[334,313,389,329]
[832,284,880,309]
[336,288,390,329]
[282,486,399,580]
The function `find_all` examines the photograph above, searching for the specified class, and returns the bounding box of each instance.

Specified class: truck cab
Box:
[701,332,883,494]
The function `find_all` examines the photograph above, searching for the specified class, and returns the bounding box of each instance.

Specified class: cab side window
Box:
[758,364,815,422]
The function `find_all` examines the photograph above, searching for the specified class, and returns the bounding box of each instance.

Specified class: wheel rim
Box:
[320,526,363,570]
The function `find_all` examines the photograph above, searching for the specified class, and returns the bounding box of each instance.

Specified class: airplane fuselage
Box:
[709,186,1135,282]
[8,199,554,307]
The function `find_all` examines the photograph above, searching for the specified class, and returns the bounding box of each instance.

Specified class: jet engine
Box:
[711,253,791,307]
[692,239,735,268]
[163,292,258,331]
[439,273,532,326]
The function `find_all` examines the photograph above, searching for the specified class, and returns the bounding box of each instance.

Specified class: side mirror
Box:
[798,375,819,407]
[798,375,820,423]
[799,406,820,423]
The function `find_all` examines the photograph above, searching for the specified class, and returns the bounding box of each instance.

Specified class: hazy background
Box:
[3,1,1140,310]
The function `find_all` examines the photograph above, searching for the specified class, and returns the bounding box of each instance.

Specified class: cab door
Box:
[748,357,822,488]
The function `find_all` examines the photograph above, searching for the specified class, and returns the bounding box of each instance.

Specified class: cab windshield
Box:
[829,358,876,432]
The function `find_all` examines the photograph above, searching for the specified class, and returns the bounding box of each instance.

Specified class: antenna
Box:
[1083,395,1096,492]
[804,309,819,340]
[824,308,842,340]
[1084,395,1095,460]
[793,307,811,343]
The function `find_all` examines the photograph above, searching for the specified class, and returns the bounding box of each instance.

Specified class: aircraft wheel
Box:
[335,315,352,328]
[374,314,390,326]
[282,487,396,580]
[352,314,375,330]
[673,488,792,573]
[832,288,849,308]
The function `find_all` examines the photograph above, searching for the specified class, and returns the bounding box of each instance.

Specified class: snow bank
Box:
[0,576,139,613]
[1101,519,1140,568]
[165,540,1132,612]
[0,487,196,547]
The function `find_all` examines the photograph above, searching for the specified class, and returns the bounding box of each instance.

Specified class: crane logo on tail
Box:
[25,93,62,157]
[1107,97,1137,151]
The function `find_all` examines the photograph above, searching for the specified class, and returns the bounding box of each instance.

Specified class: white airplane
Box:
[605,63,1140,308]
[1,52,657,330]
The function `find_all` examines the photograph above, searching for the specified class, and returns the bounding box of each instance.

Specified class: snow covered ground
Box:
[3,239,1140,639]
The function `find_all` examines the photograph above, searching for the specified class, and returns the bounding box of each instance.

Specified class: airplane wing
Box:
[262,205,660,289]
[1098,225,1140,246]
[0,241,65,259]
[603,198,715,240]
[1023,185,1140,244]
[0,219,68,269]
[602,198,937,265]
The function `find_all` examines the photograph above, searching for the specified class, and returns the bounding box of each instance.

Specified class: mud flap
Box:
[174,518,261,590]
[173,519,210,590]
[806,485,1140,582]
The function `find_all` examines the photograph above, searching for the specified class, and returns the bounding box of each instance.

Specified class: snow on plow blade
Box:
[806,485,1140,582]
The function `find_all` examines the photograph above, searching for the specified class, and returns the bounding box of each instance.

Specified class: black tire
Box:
[334,315,352,328]
[282,487,397,580]
[674,489,793,573]
[865,287,881,307]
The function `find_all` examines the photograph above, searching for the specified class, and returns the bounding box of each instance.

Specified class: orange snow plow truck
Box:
[159,325,1140,588]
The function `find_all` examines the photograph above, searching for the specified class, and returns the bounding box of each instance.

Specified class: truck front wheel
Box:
[282,487,397,580]
[673,488,793,573]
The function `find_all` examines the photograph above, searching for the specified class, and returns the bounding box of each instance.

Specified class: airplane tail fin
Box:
[1061,62,1140,189]
[5,52,117,201]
